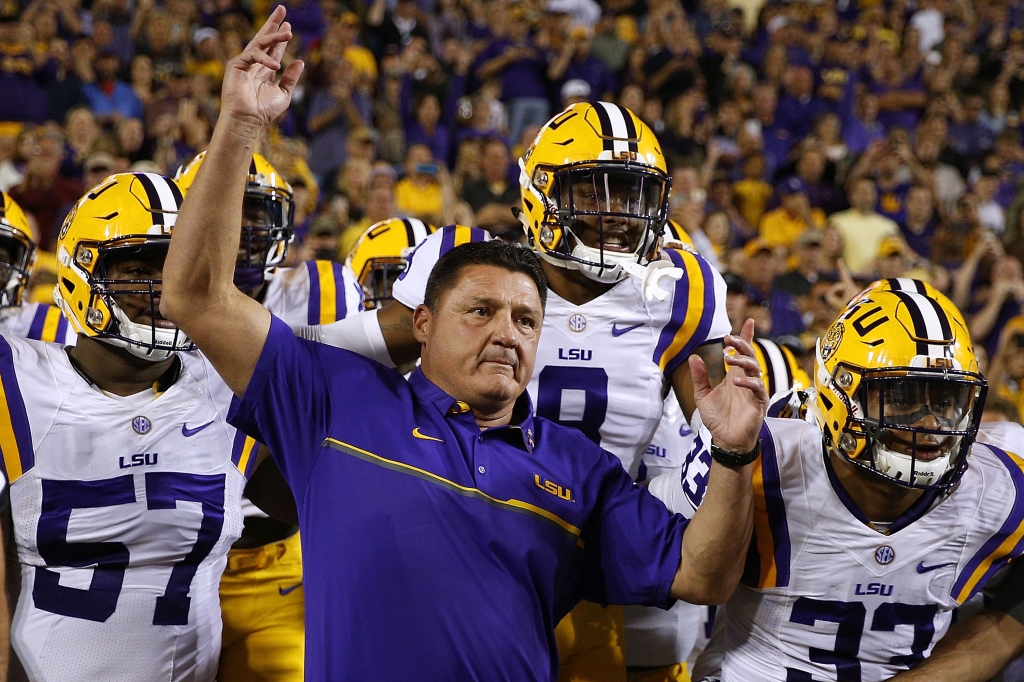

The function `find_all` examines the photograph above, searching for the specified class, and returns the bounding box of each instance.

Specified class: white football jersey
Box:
[655,414,1024,682]
[979,420,1024,453]
[2,334,247,682]
[391,224,730,666]
[0,302,77,345]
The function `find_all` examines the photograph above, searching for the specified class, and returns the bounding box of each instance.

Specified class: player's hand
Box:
[221,5,303,129]
[689,319,768,453]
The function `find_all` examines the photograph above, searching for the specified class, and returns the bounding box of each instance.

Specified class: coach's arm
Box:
[668,319,766,604]
[161,7,302,396]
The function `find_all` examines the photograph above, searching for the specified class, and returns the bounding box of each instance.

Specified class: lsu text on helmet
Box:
[519,102,671,283]
[54,172,194,361]
[813,283,986,489]
[176,151,294,289]
[346,217,435,309]
[0,192,36,309]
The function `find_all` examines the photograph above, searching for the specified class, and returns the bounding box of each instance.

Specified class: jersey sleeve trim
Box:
[230,429,261,480]
[741,426,791,589]
[27,305,70,343]
[655,248,719,375]
[952,445,1024,603]
[306,260,347,325]
[0,336,34,482]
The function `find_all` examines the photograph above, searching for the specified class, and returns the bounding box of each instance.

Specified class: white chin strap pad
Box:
[872,444,953,487]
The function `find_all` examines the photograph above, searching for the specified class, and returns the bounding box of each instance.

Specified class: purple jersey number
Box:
[34,472,226,625]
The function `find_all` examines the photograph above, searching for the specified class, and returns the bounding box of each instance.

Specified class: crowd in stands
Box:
[6,0,1024,422]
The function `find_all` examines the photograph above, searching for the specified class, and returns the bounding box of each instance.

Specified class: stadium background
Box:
[3,0,1024,677]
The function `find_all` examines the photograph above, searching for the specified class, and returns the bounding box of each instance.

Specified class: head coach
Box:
[161,8,769,681]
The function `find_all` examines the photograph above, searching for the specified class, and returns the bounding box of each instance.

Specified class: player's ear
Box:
[412,304,431,345]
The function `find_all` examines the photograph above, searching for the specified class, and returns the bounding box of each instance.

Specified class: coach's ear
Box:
[412,304,431,345]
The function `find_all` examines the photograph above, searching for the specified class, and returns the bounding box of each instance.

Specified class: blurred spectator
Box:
[394,143,443,224]
[476,7,550,146]
[759,176,826,250]
[61,105,99,180]
[46,37,87,124]
[989,316,1024,422]
[560,79,591,108]
[776,228,834,298]
[367,0,429,59]
[739,237,805,339]
[733,153,772,229]
[461,137,517,232]
[0,14,53,124]
[590,12,630,74]
[117,117,148,164]
[337,12,377,87]
[298,214,344,263]
[82,151,117,191]
[548,25,616,103]
[83,49,143,122]
[776,65,826,142]
[828,178,900,277]
[873,235,916,280]
[949,93,996,161]
[974,168,1007,235]
[145,63,190,130]
[843,93,885,156]
[307,59,370,186]
[10,129,83,250]
[188,27,224,83]
[900,184,940,261]
[968,252,1024,355]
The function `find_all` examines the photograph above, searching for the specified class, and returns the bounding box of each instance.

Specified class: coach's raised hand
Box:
[221,5,304,130]
[162,9,299,397]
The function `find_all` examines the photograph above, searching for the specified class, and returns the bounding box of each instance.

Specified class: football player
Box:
[305,102,731,681]
[0,191,76,344]
[176,151,363,682]
[345,217,436,310]
[5,173,246,681]
[654,283,1024,681]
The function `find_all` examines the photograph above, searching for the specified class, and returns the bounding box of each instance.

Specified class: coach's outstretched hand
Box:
[222,5,304,128]
[689,318,768,454]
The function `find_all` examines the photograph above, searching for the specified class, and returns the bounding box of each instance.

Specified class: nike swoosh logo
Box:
[181,420,215,437]
[916,561,956,574]
[412,427,444,442]
[611,323,643,337]
[279,582,302,596]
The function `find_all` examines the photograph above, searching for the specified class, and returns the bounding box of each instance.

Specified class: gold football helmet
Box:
[813,283,986,489]
[54,173,193,360]
[0,192,36,308]
[346,217,436,309]
[519,102,671,283]
[176,151,294,288]
[754,338,810,397]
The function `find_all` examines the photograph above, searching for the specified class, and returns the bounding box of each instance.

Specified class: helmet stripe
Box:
[401,218,416,247]
[613,103,640,154]
[591,102,615,153]
[598,101,631,157]
[133,173,166,225]
[759,339,790,398]
[891,290,951,356]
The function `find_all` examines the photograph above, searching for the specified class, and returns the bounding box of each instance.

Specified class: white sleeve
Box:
[391,225,493,309]
[293,309,396,369]
[647,424,712,520]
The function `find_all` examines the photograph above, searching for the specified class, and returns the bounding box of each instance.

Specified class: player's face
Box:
[101,245,175,329]
[561,169,663,254]
[239,196,277,266]
[864,379,972,461]
[417,264,542,414]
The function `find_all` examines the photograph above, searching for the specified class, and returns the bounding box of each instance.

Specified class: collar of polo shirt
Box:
[409,368,536,453]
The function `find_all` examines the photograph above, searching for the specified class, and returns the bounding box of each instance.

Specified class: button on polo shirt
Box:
[229,317,689,682]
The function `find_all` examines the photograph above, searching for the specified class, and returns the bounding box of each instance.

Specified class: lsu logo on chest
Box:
[119,453,159,469]
[558,348,592,361]
[535,474,573,501]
